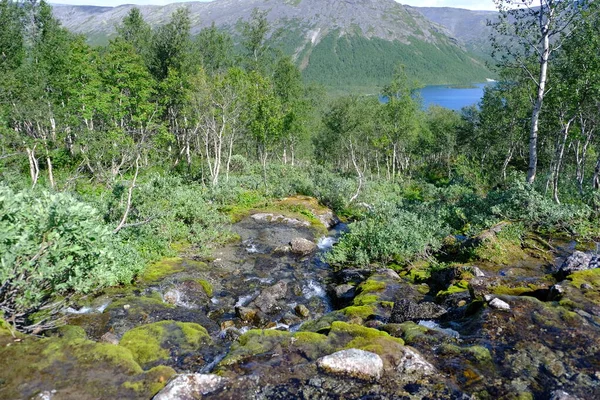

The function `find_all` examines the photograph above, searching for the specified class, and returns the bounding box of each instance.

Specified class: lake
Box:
[417,82,493,111]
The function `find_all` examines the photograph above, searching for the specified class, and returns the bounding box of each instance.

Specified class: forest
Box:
[0,0,599,337]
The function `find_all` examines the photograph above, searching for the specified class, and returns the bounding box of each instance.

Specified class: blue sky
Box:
[53,1,498,11]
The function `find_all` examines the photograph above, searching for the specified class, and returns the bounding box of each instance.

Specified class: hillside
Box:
[52,0,493,91]
[410,6,498,57]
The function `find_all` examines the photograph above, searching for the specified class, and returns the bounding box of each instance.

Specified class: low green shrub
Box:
[0,185,142,332]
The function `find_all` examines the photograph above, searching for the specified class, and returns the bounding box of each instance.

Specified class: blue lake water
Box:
[417,82,493,111]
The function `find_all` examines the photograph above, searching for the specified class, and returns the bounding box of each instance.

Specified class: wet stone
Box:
[390,299,447,323]
[489,298,510,311]
[236,306,257,322]
[317,349,383,380]
[99,331,119,345]
[333,284,355,302]
[295,304,310,318]
[250,281,288,313]
[290,238,317,256]
[558,251,595,277]
[153,374,226,400]
[397,347,436,376]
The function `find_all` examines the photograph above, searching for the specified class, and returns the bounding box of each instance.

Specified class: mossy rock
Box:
[139,258,186,283]
[0,334,175,399]
[437,280,469,298]
[300,310,348,333]
[219,329,293,366]
[439,343,493,365]
[119,320,211,368]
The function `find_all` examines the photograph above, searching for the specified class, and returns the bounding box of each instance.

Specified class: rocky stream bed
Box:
[1,197,600,400]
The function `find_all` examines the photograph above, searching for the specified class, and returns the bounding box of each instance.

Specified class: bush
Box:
[327,201,450,267]
[103,174,231,259]
[0,185,142,332]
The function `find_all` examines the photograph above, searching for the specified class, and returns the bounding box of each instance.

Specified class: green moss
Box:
[120,323,168,366]
[388,321,429,344]
[140,258,185,283]
[293,331,328,344]
[178,322,210,347]
[56,325,87,340]
[440,343,492,364]
[568,268,600,289]
[341,305,376,320]
[471,236,525,265]
[220,329,292,366]
[353,294,379,306]
[437,280,469,297]
[405,260,431,283]
[119,320,211,367]
[329,321,404,355]
[0,333,175,399]
[358,279,386,293]
[491,285,536,296]
[197,279,214,297]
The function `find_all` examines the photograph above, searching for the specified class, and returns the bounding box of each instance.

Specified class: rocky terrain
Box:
[1,196,600,399]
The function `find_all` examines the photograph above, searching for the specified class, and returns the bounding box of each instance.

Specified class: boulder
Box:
[397,347,436,376]
[390,299,447,323]
[333,284,356,302]
[153,374,226,400]
[250,281,288,313]
[317,349,383,380]
[558,251,595,277]
[290,238,317,256]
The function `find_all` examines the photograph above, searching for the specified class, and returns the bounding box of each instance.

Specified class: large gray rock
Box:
[317,349,383,380]
[390,299,447,323]
[290,238,317,256]
[250,281,288,313]
[558,251,595,277]
[153,374,226,400]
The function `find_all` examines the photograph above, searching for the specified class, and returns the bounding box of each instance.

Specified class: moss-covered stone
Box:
[139,258,185,283]
[119,320,211,368]
[437,280,469,297]
[220,329,292,366]
[329,321,404,356]
[0,334,172,399]
[439,343,493,364]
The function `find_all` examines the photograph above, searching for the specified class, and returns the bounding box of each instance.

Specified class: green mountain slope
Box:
[51,0,493,92]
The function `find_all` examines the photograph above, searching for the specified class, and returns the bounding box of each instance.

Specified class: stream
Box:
[4,200,600,399]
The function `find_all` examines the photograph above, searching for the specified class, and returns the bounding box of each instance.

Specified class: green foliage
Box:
[327,201,450,267]
[0,185,142,331]
[101,174,230,259]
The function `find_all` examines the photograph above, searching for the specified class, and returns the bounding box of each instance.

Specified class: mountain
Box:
[51,0,493,91]
[409,6,498,57]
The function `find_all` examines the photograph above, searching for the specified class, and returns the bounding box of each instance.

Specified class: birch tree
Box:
[491,0,587,184]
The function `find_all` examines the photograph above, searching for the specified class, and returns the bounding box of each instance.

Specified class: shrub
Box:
[327,201,450,267]
[0,185,142,333]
